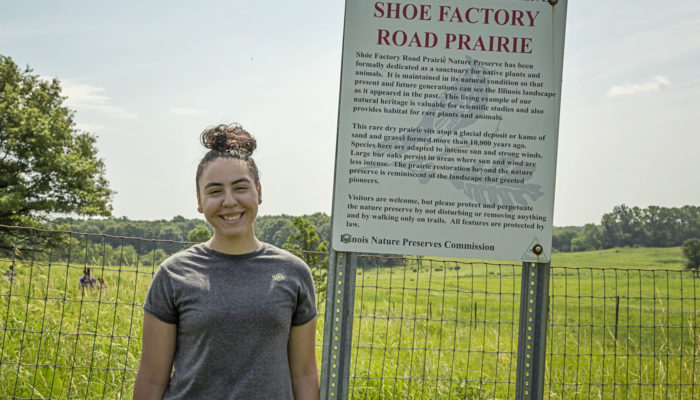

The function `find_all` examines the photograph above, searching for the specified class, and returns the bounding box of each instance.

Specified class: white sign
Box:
[331,0,567,261]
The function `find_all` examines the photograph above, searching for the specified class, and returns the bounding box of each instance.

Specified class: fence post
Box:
[614,295,620,344]
[515,261,551,399]
[320,250,358,400]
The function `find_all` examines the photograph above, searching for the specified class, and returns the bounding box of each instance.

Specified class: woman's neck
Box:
[205,234,263,255]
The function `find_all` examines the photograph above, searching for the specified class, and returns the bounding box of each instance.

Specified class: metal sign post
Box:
[320,250,358,400]
[515,261,551,399]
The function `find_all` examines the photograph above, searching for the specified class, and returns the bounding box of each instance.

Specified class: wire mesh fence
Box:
[0,225,328,399]
[348,256,700,399]
[348,256,523,399]
[1,225,699,399]
[0,225,191,399]
[545,266,700,399]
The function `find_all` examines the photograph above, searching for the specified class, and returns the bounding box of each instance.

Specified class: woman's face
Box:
[196,158,261,244]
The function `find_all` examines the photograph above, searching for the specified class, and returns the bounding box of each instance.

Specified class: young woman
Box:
[133,123,319,399]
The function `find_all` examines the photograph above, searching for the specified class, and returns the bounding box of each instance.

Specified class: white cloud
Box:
[606,76,670,97]
[48,78,137,118]
[168,107,202,116]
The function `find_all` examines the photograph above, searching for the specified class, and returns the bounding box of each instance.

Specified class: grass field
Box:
[1,246,699,399]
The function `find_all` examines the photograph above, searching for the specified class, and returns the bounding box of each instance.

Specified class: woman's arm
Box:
[133,312,177,400]
[288,318,320,400]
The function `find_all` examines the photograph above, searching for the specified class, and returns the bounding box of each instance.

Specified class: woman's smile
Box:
[221,213,244,222]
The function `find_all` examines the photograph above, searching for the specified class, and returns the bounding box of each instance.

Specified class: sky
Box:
[1,0,699,227]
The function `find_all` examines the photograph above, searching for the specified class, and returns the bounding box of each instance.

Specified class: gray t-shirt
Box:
[143,243,317,399]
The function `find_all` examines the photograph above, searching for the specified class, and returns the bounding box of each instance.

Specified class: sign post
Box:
[320,250,357,400]
[515,260,551,399]
[324,1,567,398]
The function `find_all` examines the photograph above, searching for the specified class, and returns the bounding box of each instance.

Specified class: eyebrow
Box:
[203,178,251,190]
[231,178,251,185]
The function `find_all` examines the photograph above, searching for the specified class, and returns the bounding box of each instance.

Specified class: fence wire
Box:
[348,257,700,400]
[348,255,521,399]
[545,266,700,399]
[1,225,699,399]
[0,225,193,399]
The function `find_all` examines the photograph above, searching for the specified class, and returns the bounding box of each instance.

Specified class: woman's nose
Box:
[222,189,237,207]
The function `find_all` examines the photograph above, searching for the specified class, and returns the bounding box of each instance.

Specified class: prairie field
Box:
[1,246,699,399]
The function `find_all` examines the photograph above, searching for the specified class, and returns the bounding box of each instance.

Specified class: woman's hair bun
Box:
[200,123,256,156]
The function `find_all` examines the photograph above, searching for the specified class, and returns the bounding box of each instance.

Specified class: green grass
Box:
[1,246,699,399]
[551,246,687,269]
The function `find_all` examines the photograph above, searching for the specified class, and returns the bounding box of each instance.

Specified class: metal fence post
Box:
[320,250,358,400]
[515,261,551,399]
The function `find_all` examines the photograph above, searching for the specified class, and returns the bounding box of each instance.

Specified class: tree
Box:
[255,215,294,247]
[114,245,139,267]
[188,225,212,243]
[158,223,185,253]
[141,248,169,267]
[682,238,700,274]
[552,228,579,252]
[283,217,329,304]
[570,224,603,252]
[0,55,113,228]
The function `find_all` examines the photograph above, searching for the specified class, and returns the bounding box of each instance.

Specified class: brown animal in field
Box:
[96,276,108,294]
[4,268,16,282]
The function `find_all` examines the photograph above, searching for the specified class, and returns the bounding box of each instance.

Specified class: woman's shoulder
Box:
[260,243,312,270]
[158,243,210,269]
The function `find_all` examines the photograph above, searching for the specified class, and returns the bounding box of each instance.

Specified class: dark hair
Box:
[196,123,259,194]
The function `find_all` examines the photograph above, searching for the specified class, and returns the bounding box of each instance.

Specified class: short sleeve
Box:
[292,265,318,326]
[143,265,178,324]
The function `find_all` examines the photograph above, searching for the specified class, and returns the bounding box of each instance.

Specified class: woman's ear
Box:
[257,183,262,205]
[196,193,203,213]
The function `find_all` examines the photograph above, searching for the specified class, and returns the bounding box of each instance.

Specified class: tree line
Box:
[9,203,700,261]
[553,204,700,252]
[43,204,700,254]
[48,212,331,255]
[0,214,330,270]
